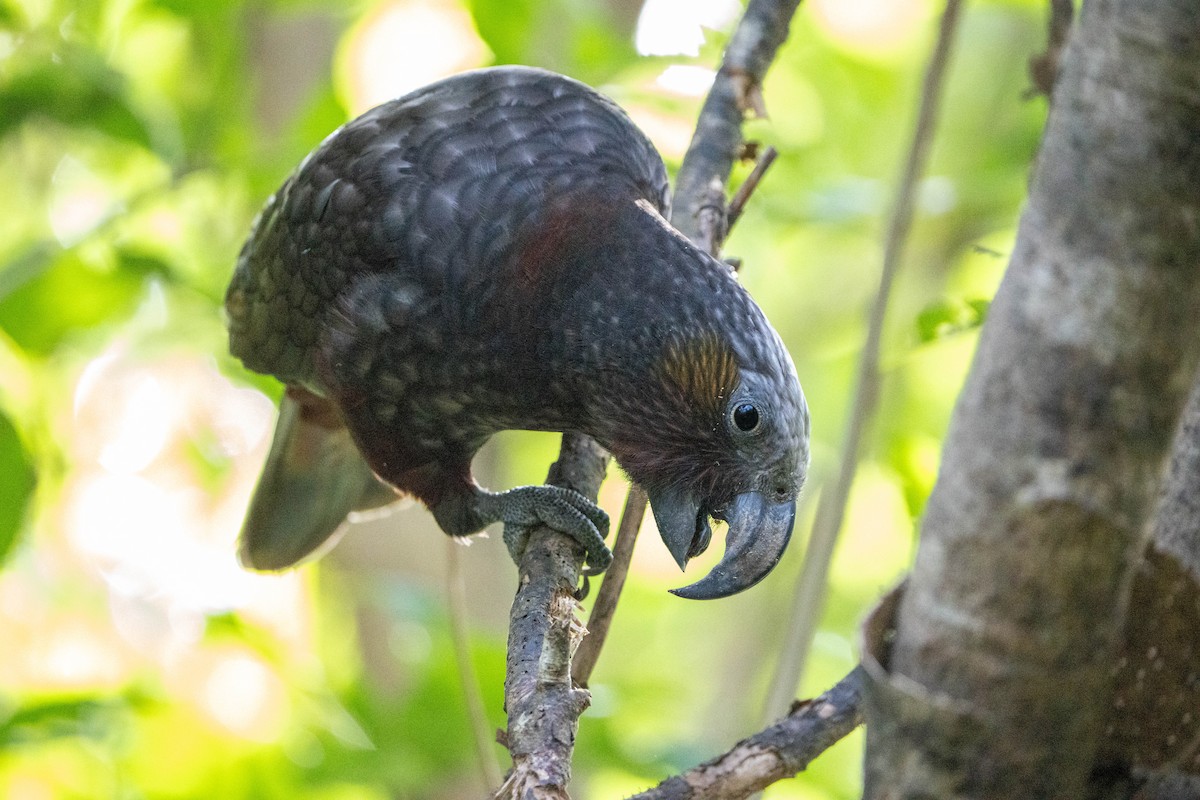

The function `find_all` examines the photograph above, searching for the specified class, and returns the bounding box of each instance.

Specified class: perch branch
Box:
[761,0,964,721]
[629,667,865,800]
[498,433,609,799]
[671,0,803,247]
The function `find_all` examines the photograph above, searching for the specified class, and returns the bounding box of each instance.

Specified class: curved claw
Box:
[669,492,795,601]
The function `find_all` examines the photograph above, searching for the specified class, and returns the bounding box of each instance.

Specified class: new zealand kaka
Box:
[226,66,809,599]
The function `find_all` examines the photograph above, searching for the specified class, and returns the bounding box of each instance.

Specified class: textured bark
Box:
[500,433,608,800]
[1098,371,1200,781]
[670,0,801,245]
[871,0,1200,797]
[627,667,864,800]
[1145,378,1200,584]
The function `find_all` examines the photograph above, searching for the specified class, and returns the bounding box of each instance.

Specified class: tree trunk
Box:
[863,0,1200,796]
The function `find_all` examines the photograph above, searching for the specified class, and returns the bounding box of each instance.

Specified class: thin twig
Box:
[726,146,779,234]
[445,539,504,790]
[629,667,865,800]
[572,485,647,687]
[761,0,965,721]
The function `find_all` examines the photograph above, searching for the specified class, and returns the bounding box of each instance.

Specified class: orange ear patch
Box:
[658,333,740,418]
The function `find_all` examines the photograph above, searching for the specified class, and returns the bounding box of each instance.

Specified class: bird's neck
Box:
[547,200,744,458]
[483,191,752,473]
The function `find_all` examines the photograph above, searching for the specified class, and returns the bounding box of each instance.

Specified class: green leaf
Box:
[916,297,990,343]
[465,0,536,65]
[114,248,175,282]
[466,0,636,83]
[0,0,22,29]
[0,248,151,355]
[146,0,242,18]
[0,411,34,565]
[0,47,153,148]
[0,692,150,746]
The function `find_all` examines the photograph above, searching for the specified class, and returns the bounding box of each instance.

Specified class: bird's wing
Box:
[238,389,398,570]
[225,67,669,387]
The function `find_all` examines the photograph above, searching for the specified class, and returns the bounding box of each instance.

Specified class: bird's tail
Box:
[238,388,397,570]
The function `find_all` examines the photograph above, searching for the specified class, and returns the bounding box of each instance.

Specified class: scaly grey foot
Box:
[434,484,611,574]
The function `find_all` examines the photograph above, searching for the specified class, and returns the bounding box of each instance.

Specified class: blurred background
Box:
[0,0,1048,796]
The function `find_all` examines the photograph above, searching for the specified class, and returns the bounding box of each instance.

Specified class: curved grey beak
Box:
[648,485,712,571]
[670,491,795,601]
[647,487,795,600]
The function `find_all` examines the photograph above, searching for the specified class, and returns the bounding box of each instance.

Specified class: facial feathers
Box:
[657,333,740,420]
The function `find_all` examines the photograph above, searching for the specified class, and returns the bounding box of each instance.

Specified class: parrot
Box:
[226,66,809,600]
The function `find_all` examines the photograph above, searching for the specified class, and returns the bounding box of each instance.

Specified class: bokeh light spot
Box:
[635,0,740,56]
[339,0,492,115]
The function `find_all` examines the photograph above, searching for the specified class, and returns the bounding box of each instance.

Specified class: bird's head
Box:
[607,325,809,600]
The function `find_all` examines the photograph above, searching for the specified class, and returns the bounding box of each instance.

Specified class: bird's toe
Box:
[491,485,612,573]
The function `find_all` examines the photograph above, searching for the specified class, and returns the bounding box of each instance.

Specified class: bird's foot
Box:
[477,485,612,574]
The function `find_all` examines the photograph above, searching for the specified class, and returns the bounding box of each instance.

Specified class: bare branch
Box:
[695,178,729,257]
[671,0,803,246]
[762,0,965,721]
[725,145,779,235]
[498,433,609,799]
[628,667,865,800]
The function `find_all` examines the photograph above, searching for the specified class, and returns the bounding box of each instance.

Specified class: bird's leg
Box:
[432,483,612,574]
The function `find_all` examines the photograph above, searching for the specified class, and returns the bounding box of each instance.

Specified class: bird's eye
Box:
[732,403,760,432]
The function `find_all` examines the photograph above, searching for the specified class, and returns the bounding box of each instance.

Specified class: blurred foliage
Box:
[0,411,34,563]
[0,0,1050,797]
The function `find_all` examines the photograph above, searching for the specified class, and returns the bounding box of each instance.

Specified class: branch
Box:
[498,433,609,799]
[671,0,802,246]
[725,145,778,234]
[628,667,865,800]
[761,0,964,721]
[1091,368,1200,784]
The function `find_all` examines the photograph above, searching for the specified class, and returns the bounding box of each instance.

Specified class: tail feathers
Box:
[239,390,397,570]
